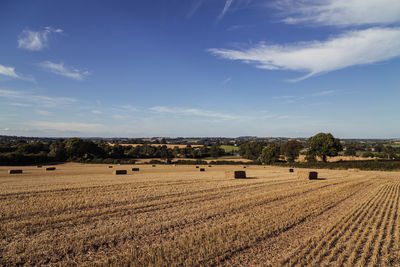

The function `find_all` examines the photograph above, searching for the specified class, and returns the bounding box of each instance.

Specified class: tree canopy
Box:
[307,133,342,162]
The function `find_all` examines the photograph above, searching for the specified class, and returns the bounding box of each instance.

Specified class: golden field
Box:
[1,163,399,266]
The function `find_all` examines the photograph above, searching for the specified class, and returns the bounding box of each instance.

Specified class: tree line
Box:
[1,133,399,165]
[0,138,226,165]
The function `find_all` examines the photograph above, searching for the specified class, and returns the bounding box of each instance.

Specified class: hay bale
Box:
[152,165,156,167]
[208,165,212,167]
[9,169,23,174]
[132,168,140,171]
[309,171,318,179]
[45,167,56,171]
[348,168,360,172]
[297,171,318,180]
[115,170,127,175]
[225,170,246,179]
[196,166,199,168]
[243,166,247,168]
[234,171,246,179]
[200,168,205,172]
[108,166,113,168]
[289,168,294,173]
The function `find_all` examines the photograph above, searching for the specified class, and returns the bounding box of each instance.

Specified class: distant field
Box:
[1,164,399,266]
[220,145,239,152]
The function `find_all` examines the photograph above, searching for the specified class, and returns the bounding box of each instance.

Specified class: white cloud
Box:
[35,110,52,116]
[91,110,103,114]
[222,76,232,84]
[0,89,76,108]
[218,0,233,20]
[209,27,400,81]
[39,61,89,80]
[0,64,34,81]
[0,64,20,79]
[312,90,335,96]
[18,27,63,51]
[149,106,235,119]
[276,0,400,27]
[31,121,107,134]
[187,0,203,19]
[272,95,295,99]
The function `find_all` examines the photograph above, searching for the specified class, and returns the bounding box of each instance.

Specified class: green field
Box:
[220,145,239,152]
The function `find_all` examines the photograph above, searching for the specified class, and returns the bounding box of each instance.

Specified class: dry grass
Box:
[0,163,399,266]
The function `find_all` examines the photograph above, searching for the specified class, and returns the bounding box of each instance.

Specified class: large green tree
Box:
[258,144,280,164]
[307,133,342,162]
[280,140,303,162]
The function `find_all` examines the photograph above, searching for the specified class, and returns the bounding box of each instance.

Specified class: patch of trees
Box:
[306,133,342,162]
[0,138,229,165]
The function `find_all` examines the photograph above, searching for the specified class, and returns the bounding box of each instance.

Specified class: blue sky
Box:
[0,0,399,138]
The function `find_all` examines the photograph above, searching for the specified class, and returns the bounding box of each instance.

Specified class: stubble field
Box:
[0,163,399,266]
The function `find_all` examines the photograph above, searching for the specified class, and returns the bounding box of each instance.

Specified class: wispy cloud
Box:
[276,0,400,27]
[31,121,107,134]
[18,26,63,51]
[222,76,232,84]
[218,0,233,20]
[272,95,295,100]
[0,89,76,108]
[149,106,235,119]
[187,0,203,19]
[35,110,52,116]
[38,61,89,80]
[312,90,335,96]
[91,110,103,114]
[209,27,400,81]
[0,64,34,81]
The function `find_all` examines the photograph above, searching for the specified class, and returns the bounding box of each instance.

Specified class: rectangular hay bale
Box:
[309,171,318,179]
[132,168,140,171]
[289,168,294,173]
[9,169,23,174]
[115,170,127,175]
[226,170,246,179]
[45,167,56,171]
[200,168,205,172]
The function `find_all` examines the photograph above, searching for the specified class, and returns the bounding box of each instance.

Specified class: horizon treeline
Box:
[0,133,399,166]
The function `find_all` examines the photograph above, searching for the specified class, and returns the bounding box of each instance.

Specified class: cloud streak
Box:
[150,106,235,119]
[276,0,400,27]
[209,27,400,81]
[218,0,233,20]
[18,27,63,51]
[0,89,76,108]
[39,61,89,80]
[0,64,34,81]
[32,121,107,134]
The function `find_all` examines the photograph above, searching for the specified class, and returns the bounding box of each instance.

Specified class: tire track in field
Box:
[313,184,395,266]
[2,179,352,242]
[281,183,390,266]
[204,181,369,267]
[0,178,302,222]
[363,183,399,266]
[345,184,396,266]
[282,182,399,267]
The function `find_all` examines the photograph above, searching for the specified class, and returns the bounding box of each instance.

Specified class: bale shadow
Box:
[235,177,257,180]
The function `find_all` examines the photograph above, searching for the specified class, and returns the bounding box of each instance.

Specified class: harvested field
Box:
[0,163,399,266]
